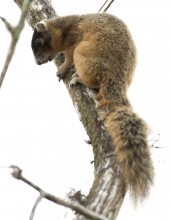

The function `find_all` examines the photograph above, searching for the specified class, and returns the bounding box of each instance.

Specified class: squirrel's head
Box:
[31,20,61,65]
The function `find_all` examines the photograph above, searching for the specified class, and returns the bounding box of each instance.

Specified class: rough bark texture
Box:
[14,0,126,219]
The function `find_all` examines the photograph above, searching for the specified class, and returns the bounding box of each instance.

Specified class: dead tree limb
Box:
[13,1,126,219]
[10,165,109,220]
[0,0,33,89]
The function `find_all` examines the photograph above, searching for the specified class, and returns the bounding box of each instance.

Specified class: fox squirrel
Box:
[31,13,154,202]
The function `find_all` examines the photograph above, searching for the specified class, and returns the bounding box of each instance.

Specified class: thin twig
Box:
[0,17,14,34]
[98,0,115,12]
[10,165,109,220]
[103,0,115,12]
[98,0,109,12]
[29,192,45,220]
[0,0,33,89]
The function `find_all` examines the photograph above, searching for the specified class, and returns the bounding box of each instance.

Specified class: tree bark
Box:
[14,1,126,219]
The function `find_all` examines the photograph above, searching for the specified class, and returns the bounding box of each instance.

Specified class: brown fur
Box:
[31,13,154,202]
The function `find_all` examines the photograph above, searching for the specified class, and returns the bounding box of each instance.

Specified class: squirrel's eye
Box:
[35,38,43,47]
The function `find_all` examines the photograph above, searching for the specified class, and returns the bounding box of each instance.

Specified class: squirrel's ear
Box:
[35,21,49,33]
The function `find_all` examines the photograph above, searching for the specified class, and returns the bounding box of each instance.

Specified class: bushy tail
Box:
[104,106,154,202]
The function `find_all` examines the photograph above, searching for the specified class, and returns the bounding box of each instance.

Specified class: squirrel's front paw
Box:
[56,68,67,81]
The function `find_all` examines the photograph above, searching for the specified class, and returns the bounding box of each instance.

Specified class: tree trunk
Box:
[14,0,126,219]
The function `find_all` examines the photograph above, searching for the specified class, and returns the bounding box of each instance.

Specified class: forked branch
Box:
[0,0,33,89]
[10,165,109,220]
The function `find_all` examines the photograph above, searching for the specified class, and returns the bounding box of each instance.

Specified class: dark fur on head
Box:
[31,21,57,65]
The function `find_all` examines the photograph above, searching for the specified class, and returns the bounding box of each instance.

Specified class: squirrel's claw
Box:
[56,72,64,82]
[56,68,67,81]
